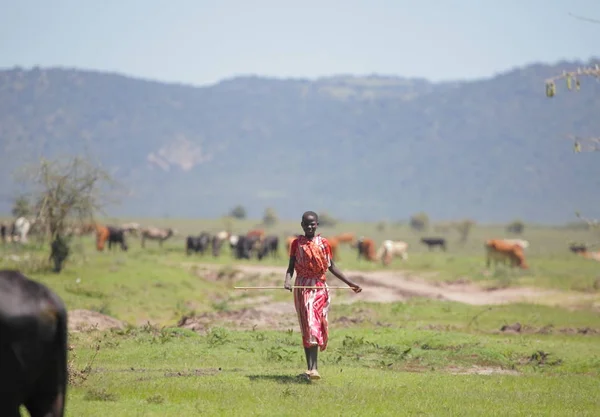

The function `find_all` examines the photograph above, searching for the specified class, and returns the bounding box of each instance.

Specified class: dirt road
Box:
[199,263,564,306]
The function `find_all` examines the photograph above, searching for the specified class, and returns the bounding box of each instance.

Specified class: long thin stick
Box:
[234,286,354,290]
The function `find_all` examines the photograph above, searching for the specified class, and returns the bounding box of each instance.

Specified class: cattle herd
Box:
[2,216,600,267]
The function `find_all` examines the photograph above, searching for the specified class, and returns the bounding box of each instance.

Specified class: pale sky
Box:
[1,0,599,85]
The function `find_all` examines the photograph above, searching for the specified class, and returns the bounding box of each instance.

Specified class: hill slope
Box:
[1,61,599,223]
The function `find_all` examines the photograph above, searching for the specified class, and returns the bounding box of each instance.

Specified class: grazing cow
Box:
[95,225,127,252]
[501,238,529,249]
[186,232,211,256]
[0,270,68,417]
[107,227,128,251]
[238,233,263,258]
[356,237,378,262]
[95,224,110,251]
[420,237,447,251]
[11,217,32,244]
[229,235,240,252]
[570,245,600,262]
[485,239,528,269]
[246,229,265,244]
[569,244,588,254]
[257,235,279,260]
[580,251,600,262]
[234,236,255,259]
[377,240,409,266]
[141,227,174,248]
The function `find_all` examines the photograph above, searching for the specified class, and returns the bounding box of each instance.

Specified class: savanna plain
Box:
[3,218,600,417]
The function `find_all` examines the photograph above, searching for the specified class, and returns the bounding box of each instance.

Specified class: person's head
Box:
[301,211,319,238]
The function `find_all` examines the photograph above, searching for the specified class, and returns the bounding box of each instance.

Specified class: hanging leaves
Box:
[544,65,599,97]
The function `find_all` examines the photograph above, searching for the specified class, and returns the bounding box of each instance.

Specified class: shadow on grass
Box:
[247,374,312,385]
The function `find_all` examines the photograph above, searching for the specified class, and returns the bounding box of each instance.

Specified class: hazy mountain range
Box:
[1,59,599,224]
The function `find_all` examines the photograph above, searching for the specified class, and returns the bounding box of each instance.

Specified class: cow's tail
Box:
[54,306,68,417]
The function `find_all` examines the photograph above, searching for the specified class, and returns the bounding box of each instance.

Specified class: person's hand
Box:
[284,276,293,292]
[350,285,362,294]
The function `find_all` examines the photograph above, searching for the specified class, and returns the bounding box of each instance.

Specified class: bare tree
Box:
[15,155,121,271]
[34,157,120,238]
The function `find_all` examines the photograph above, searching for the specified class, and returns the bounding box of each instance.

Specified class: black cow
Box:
[107,227,128,251]
[234,236,254,259]
[569,244,587,254]
[257,235,279,260]
[0,269,68,417]
[186,232,211,256]
[420,237,447,251]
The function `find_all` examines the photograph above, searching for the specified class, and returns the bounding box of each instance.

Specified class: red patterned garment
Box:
[293,277,330,350]
[290,235,332,350]
[290,235,332,281]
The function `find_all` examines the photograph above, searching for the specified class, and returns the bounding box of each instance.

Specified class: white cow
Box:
[140,226,175,248]
[377,240,409,266]
[11,217,31,244]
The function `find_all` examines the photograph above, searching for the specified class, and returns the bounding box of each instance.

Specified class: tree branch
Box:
[568,12,600,24]
[545,65,600,97]
[566,135,600,152]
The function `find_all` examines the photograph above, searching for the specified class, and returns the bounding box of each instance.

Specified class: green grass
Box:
[63,323,600,417]
[2,219,599,416]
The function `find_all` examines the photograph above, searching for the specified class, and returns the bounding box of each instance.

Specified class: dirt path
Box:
[196,263,567,306]
[170,261,600,333]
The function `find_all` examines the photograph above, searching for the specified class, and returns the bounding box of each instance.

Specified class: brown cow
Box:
[485,239,528,269]
[356,237,378,262]
[578,250,600,262]
[95,224,110,251]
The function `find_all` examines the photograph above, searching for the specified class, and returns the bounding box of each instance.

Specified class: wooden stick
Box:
[233,286,354,290]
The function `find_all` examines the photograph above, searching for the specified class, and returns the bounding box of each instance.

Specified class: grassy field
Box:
[1,218,599,416]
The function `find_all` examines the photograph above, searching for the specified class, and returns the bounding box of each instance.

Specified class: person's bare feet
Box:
[308,369,321,380]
